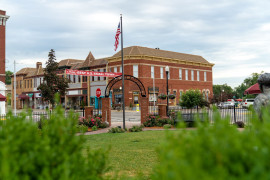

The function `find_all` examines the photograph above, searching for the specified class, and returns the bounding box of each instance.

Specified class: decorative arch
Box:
[105,75,146,97]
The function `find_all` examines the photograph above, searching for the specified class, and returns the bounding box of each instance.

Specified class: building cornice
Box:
[106,55,215,68]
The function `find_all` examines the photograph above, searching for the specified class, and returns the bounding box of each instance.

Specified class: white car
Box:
[218,101,235,109]
[242,99,254,109]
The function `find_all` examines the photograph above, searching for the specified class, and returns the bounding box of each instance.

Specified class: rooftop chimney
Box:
[36,62,42,69]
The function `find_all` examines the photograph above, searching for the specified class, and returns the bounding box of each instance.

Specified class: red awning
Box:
[244,83,261,95]
[0,93,6,101]
[18,94,29,99]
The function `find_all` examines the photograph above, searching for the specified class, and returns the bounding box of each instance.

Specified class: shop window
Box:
[134,95,139,104]
[151,66,154,78]
[160,67,164,79]
[103,69,106,80]
[149,93,157,102]
[97,69,100,81]
[180,91,183,101]
[133,65,138,77]
[185,69,188,80]
[114,94,122,104]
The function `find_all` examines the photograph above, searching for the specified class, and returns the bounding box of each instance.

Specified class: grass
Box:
[83,130,175,179]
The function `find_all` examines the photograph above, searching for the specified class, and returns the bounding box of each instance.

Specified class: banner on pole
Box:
[65,69,122,77]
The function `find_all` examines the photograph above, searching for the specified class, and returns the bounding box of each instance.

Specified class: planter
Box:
[168,94,176,99]
[158,94,167,100]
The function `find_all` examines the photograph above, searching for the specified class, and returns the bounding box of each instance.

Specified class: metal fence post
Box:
[233,105,236,123]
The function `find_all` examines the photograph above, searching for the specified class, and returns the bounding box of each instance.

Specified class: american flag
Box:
[114,22,121,51]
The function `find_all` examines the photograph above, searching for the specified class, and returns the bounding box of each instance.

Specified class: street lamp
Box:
[221,89,224,102]
[119,86,122,110]
[165,66,169,116]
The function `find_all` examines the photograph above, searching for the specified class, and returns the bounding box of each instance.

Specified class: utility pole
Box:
[14,60,16,115]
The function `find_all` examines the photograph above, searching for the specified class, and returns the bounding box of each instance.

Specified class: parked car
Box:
[218,101,235,109]
[242,99,254,109]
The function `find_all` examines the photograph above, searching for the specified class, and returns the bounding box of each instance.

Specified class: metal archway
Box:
[105,75,146,97]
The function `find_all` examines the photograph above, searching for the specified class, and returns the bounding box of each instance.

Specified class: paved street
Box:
[111,110,141,122]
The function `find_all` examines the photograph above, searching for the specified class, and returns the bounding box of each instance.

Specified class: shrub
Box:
[92,125,98,131]
[108,127,126,133]
[168,110,177,122]
[77,124,88,133]
[78,114,106,129]
[163,124,172,129]
[129,125,143,132]
[156,118,173,127]
[0,106,108,179]
[143,114,159,127]
[151,107,270,179]
[99,121,109,128]
[234,121,245,128]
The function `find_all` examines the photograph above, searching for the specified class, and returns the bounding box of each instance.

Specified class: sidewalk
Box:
[83,121,177,135]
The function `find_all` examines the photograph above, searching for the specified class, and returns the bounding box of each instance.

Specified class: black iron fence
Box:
[169,106,252,125]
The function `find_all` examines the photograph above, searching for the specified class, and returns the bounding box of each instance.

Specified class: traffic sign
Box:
[96,88,101,98]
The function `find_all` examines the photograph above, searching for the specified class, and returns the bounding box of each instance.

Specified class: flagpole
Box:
[120,14,125,129]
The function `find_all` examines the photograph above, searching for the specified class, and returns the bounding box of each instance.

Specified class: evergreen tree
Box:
[38,49,69,107]
[5,71,13,85]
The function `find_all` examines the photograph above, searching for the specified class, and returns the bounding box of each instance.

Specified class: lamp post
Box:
[165,66,169,116]
[119,86,122,110]
[221,89,224,102]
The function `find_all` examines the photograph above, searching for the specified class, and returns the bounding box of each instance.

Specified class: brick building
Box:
[106,46,214,108]
[11,46,214,110]
[0,10,9,83]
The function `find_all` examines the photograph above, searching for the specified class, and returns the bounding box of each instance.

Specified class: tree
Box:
[233,72,263,99]
[5,70,13,85]
[212,84,234,103]
[38,49,69,107]
[180,89,206,109]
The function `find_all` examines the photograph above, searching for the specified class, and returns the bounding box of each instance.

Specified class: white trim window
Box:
[133,65,138,78]
[151,66,154,78]
[185,69,188,80]
[120,66,122,73]
[191,70,194,81]
[114,67,117,73]
[160,67,164,79]
[197,71,200,81]
[204,71,207,81]
[179,69,182,80]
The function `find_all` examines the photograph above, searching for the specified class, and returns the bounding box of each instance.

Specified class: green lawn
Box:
[83,130,176,179]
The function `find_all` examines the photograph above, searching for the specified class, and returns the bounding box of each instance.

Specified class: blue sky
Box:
[1,0,270,88]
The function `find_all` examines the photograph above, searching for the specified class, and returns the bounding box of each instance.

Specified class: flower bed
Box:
[143,114,173,127]
[78,114,109,131]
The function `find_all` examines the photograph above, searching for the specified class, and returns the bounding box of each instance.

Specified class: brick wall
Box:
[108,58,213,107]
[0,10,6,83]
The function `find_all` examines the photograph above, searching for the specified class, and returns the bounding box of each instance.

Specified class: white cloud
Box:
[2,0,270,89]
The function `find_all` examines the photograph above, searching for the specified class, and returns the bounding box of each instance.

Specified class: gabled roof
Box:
[80,52,95,68]
[80,52,107,69]
[25,67,44,78]
[58,59,84,67]
[112,46,212,64]
[16,68,36,76]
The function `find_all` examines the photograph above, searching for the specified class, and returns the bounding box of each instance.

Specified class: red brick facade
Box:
[0,10,8,83]
[106,46,214,108]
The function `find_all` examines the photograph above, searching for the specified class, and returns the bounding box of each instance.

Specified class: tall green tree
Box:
[38,49,69,107]
[212,84,233,103]
[180,89,207,109]
[5,70,13,85]
[234,72,263,99]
